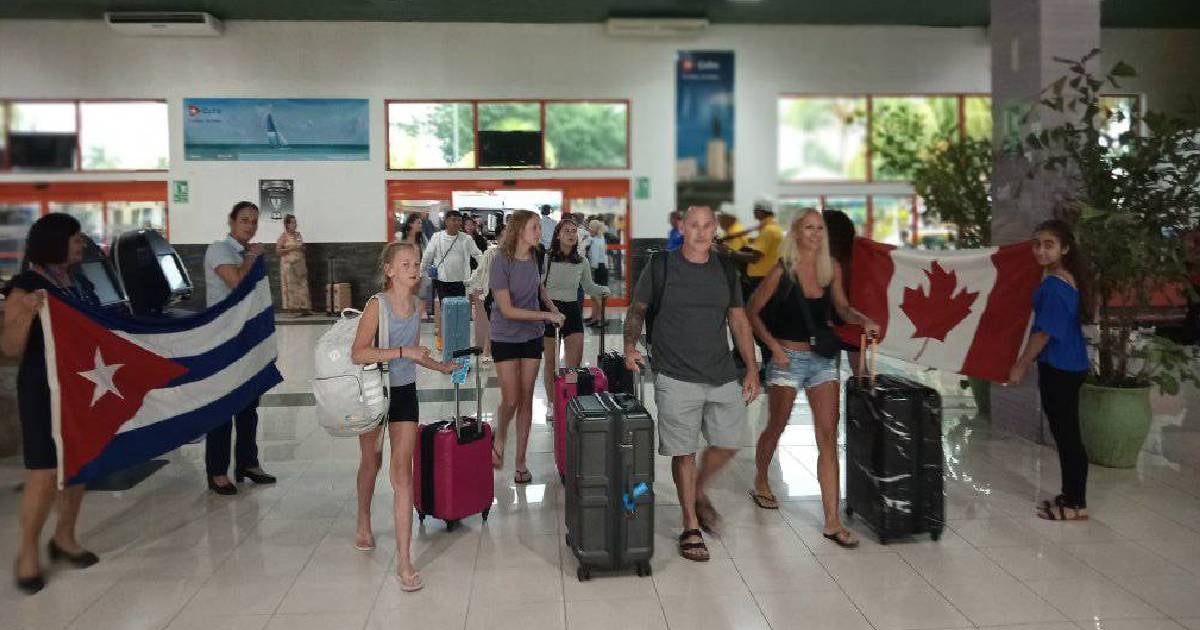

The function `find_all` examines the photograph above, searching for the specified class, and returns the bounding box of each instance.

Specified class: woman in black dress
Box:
[2,214,101,594]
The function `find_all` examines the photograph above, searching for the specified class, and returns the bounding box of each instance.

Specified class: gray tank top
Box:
[385,300,421,387]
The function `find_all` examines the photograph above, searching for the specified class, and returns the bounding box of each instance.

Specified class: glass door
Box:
[0,202,38,284]
[49,201,105,244]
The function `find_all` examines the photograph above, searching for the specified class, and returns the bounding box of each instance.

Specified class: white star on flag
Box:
[78,348,125,407]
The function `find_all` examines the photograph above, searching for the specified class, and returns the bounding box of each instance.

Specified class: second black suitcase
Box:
[564,390,654,581]
[844,365,945,544]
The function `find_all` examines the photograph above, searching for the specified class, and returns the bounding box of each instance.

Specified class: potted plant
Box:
[1020,51,1200,467]
[874,106,996,415]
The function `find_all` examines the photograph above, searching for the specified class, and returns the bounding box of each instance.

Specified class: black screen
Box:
[79,262,124,307]
[478,130,543,167]
[8,133,77,169]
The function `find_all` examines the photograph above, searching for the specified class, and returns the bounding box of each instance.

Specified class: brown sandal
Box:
[823,528,860,548]
[514,469,532,484]
[679,529,710,562]
[696,497,722,535]
[748,489,779,510]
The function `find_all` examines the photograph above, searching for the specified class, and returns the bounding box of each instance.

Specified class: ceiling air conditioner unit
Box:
[104,12,224,37]
[605,18,708,38]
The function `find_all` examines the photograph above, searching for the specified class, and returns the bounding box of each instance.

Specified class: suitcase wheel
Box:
[844,505,854,519]
[930,529,943,542]
[635,561,652,577]
[559,474,565,485]
[445,519,460,532]
[418,514,425,523]
[482,508,490,522]
[577,566,592,582]
[878,535,890,545]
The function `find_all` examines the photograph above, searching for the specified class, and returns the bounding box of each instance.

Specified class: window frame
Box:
[0,98,170,173]
[384,98,631,172]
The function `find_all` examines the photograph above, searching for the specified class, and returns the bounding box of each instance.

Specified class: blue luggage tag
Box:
[451,357,471,385]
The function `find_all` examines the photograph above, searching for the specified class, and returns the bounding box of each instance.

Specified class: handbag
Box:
[427,233,460,280]
[797,281,841,359]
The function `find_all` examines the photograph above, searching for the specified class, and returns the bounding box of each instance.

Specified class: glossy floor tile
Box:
[3,315,1200,629]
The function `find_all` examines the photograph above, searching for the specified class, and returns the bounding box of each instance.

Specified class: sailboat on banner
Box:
[266,113,287,147]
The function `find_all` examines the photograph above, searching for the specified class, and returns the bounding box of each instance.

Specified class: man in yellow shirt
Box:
[745,201,784,292]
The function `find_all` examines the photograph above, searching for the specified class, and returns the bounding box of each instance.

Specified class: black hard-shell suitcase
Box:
[564,384,655,581]
[843,339,945,544]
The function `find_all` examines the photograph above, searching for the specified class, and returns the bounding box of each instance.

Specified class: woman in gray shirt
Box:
[540,218,610,419]
[489,210,564,484]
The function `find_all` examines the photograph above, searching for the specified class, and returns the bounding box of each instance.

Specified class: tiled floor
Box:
[3,315,1200,629]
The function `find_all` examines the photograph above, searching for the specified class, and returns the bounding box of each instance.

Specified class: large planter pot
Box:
[967,376,991,417]
[1078,382,1152,468]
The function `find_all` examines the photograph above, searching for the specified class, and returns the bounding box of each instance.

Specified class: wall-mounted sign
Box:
[171,180,189,204]
[676,50,735,211]
[259,179,294,221]
[635,176,651,200]
[185,98,369,161]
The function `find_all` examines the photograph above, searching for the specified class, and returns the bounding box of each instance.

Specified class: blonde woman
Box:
[489,210,564,484]
[350,241,454,592]
[746,209,878,548]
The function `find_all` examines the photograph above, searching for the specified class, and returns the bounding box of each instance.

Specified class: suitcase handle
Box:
[598,294,607,355]
[857,332,879,390]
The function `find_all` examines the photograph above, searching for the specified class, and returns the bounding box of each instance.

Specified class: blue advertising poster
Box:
[184,98,369,161]
[676,51,734,211]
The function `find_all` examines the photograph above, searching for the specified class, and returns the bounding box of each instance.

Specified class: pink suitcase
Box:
[553,366,608,481]
[413,347,494,531]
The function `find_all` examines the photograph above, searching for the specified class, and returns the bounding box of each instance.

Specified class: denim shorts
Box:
[766,347,839,390]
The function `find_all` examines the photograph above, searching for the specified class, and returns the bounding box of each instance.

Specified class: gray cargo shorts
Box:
[653,373,747,456]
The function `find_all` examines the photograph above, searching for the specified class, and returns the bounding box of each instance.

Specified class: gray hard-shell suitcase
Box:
[564,381,655,581]
[843,338,945,544]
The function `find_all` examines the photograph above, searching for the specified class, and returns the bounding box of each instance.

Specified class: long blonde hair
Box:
[500,209,538,260]
[377,241,418,291]
[780,208,833,287]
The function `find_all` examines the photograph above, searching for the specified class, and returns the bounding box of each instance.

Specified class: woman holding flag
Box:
[2,214,100,594]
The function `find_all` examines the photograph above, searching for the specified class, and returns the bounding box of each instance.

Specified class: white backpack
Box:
[312,294,392,437]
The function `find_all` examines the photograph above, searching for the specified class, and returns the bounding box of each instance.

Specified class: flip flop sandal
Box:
[748,489,780,510]
[823,529,860,548]
[678,529,710,562]
[514,469,533,484]
[398,572,424,592]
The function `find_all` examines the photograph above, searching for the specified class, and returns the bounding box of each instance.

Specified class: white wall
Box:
[0,20,1196,243]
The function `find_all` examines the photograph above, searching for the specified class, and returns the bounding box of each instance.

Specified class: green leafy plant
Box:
[1020,50,1200,393]
[872,107,993,248]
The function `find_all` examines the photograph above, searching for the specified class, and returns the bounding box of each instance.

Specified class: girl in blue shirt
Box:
[1008,220,1092,521]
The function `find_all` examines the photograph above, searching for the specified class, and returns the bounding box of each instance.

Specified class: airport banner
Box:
[676,51,734,211]
[184,98,369,161]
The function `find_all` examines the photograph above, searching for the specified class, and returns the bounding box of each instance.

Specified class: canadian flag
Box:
[849,238,1042,382]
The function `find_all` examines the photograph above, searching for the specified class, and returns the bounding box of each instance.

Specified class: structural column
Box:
[989,0,1100,442]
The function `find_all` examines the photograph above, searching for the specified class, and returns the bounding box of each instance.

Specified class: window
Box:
[824,197,869,234]
[871,96,959,180]
[778,97,868,181]
[544,102,628,169]
[964,96,992,141]
[872,196,915,246]
[80,102,169,170]
[386,99,630,171]
[105,201,167,241]
[50,202,104,244]
[2,99,168,172]
[778,197,822,232]
[0,202,38,284]
[916,198,958,250]
[387,102,474,169]
[1099,95,1139,152]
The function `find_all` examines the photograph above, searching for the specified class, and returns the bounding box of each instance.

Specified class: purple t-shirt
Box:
[489,253,544,342]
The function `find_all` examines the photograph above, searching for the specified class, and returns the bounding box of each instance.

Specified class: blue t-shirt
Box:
[666,228,684,252]
[1032,275,1089,372]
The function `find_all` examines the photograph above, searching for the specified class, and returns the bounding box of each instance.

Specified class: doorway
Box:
[386,178,631,306]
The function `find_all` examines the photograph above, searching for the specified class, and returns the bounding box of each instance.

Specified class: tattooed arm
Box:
[623,300,648,371]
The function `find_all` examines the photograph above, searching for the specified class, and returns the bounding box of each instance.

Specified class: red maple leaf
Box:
[900,261,979,345]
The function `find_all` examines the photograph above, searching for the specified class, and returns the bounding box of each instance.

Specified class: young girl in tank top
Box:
[350,242,455,592]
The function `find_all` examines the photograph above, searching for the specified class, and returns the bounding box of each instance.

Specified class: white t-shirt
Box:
[585,234,607,268]
[420,231,481,283]
[539,215,557,250]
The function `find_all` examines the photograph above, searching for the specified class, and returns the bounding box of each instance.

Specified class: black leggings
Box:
[1037,362,1088,508]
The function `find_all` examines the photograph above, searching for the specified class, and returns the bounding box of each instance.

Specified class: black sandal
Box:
[823,528,860,548]
[1037,497,1089,521]
[514,469,533,484]
[679,529,710,562]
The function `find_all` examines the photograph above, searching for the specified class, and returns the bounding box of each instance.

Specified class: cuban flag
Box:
[850,238,1042,382]
[40,258,283,487]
